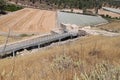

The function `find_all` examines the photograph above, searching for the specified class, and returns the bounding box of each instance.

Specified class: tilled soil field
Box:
[0,8,56,34]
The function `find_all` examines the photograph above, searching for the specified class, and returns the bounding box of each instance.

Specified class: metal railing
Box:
[0,32,77,56]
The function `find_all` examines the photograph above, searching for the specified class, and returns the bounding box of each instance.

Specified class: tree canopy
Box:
[0,0,6,13]
[26,0,120,9]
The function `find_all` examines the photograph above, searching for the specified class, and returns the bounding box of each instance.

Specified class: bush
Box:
[80,62,120,80]
[0,0,6,14]
[106,14,112,18]
[5,4,23,12]
[20,34,28,37]
[100,14,105,18]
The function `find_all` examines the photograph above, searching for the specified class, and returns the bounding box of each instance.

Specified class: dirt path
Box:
[81,27,120,37]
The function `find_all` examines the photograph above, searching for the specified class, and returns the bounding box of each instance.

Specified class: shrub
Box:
[100,14,105,18]
[79,62,120,80]
[20,34,28,37]
[5,4,23,12]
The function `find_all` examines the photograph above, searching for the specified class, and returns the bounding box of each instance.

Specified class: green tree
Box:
[0,0,6,13]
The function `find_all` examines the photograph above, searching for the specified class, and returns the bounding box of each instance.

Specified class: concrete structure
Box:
[0,32,78,57]
[57,11,108,27]
[60,23,80,33]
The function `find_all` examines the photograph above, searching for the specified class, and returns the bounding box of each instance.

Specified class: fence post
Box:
[70,34,73,39]
[59,38,61,42]
[38,44,40,49]
[13,50,15,57]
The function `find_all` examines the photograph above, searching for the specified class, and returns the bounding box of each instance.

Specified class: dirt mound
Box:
[0,8,56,34]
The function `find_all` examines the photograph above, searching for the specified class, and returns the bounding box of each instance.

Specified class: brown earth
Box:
[98,9,120,18]
[0,8,56,34]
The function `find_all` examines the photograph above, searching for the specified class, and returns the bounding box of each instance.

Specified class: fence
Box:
[0,32,78,56]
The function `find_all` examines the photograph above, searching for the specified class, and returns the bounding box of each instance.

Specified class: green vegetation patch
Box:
[0,0,23,13]
[20,34,35,37]
[5,4,23,12]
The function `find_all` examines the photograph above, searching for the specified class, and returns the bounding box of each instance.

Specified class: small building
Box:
[51,29,64,34]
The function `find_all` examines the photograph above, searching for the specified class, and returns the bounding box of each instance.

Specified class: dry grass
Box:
[0,36,23,45]
[0,35,120,80]
[98,21,120,33]
[0,35,32,45]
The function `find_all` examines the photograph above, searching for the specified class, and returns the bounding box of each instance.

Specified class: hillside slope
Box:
[0,35,120,80]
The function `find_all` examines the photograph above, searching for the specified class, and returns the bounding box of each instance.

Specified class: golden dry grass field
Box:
[0,8,120,80]
[98,21,120,32]
[0,35,120,80]
[0,8,56,34]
